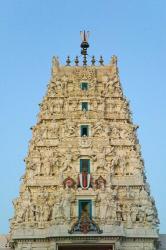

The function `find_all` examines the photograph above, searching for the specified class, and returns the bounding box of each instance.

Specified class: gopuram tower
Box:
[10,32,159,250]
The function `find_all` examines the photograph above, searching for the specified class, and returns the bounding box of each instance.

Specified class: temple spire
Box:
[80,30,90,66]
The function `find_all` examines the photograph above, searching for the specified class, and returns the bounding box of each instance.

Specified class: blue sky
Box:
[0,0,166,233]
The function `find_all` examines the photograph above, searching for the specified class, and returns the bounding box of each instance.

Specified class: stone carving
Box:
[95,184,118,224]
[97,98,104,112]
[64,121,77,137]
[10,54,159,250]
[92,120,105,137]
[102,75,114,96]
[96,183,107,221]
[52,191,64,221]
[51,98,64,114]
[52,56,59,69]
[93,147,113,172]
[79,136,92,148]
[61,147,80,174]
[13,188,32,224]
[111,55,118,66]
[62,185,75,222]
[95,176,106,189]
[74,67,96,82]
[63,177,76,188]
[110,152,127,176]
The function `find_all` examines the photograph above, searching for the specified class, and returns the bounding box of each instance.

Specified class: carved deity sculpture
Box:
[102,75,113,96]
[13,188,32,224]
[64,121,77,137]
[93,147,113,172]
[52,193,64,221]
[62,185,75,222]
[96,183,112,223]
[61,148,73,173]
[92,120,104,137]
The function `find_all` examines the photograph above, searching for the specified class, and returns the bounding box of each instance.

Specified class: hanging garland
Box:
[79,173,91,189]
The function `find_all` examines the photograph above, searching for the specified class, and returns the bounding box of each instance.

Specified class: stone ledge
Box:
[11,225,158,240]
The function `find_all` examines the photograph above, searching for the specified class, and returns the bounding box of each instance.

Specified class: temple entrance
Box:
[58,245,113,250]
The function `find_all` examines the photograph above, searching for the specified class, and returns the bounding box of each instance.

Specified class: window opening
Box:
[80,159,90,173]
[81,125,89,136]
[81,82,88,90]
[82,102,88,111]
[79,200,92,219]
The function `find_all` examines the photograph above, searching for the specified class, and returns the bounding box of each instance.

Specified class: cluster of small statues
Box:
[12,185,75,228]
[37,65,129,123]
[31,120,136,148]
[11,181,159,230]
[39,97,128,119]
[24,144,144,181]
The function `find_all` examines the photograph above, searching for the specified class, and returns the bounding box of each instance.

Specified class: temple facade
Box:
[9,34,159,250]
